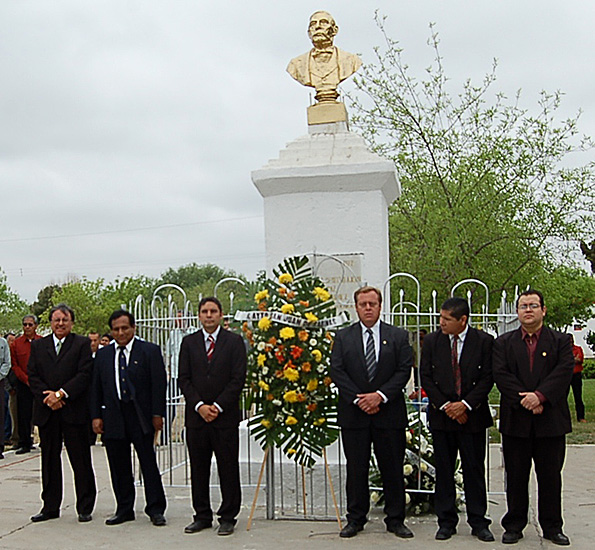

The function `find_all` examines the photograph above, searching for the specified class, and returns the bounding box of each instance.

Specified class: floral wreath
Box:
[237,256,347,468]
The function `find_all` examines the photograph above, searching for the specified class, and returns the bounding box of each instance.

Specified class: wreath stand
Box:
[246,446,342,531]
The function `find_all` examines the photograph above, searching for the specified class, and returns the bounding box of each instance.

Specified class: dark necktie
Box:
[119,346,131,402]
[451,335,461,397]
[206,335,215,361]
[365,328,377,381]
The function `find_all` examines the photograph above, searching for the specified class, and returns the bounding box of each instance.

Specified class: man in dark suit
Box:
[420,297,494,542]
[179,297,246,536]
[27,304,96,522]
[90,309,167,526]
[330,286,413,539]
[493,290,574,546]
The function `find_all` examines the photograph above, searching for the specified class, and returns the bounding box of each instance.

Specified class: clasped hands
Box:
[444,401,468,424]
[519,391,543,414]
[356,392,382,414]
[42,390,64,410]
[198,404,220,422]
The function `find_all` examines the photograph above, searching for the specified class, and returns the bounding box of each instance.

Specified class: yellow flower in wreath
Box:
[260,419,272,429]
[279,327,295,340]
[258,380,270,391]
[311,349,322,362]
[313,418,326,426]
[283,367,300,382]
[304,312,318,323]
[306,379,318,392]
[257,353,267,367]
[285,416,298,425]
[286,448,297,455]
[258,317,272,331]
[281,303,295,314]
[313,287,331,302]
[283,390,299,403]
[278,273,293,285]
[254,289,269,302]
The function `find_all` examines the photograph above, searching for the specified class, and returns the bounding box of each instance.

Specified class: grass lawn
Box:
[488,379,595,445]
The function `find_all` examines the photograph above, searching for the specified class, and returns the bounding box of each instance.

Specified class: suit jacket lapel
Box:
[511,329,532,387]
[531,326,550,382]
[45,336,57,360]
[353,323,366,370]
[211,328,227,363]
[459,327,476,376]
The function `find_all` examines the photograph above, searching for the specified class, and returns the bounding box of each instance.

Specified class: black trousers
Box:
[186,425,241,524]
[341,426,406,527]
[570,372,585,421]
[432,429,490,530]
[16,380,33,450]
[502,434,566,536]
[38,412,96,515]
[103,401,166,517]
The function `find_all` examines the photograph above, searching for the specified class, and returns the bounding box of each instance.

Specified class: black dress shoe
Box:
[15,447,31,455]
[435,526,456,540]
[217,521,234,536]
[543,532,570,546]
[388,522,414,538]
[150,513,167,526]
[31,511,59,523]
[472,527,495,542]
[184,519,212,533]
[105,512,135,525]
[502,531,523,544]
[339,523,363,538]
[78,513,92,523]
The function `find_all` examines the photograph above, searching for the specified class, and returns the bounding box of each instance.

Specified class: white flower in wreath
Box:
[370,491,380,504]
[403,464,413,476]
[317,365,325,373]
[419,435,429,454]
[257,342,266,351]
[406,431,412,443]
[262,367,269,375]
[420,462,428,472]
[309,338,318,346]
[405,493,411,505]
[272,399,282,407]
[455,473,463,485]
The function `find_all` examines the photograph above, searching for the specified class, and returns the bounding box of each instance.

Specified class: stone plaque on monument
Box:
[311,253,363,321]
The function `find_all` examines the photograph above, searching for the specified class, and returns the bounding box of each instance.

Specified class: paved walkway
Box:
[0,444,593,549]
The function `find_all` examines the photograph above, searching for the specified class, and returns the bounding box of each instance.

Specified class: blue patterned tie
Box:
[365,328,377,381]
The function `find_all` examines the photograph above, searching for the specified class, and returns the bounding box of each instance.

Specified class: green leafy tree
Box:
[532,266,595,330]
[0,268,28,333]
[349,17,595,305]
[157,263,248,314]
[31,284,61,318]
[43,275,155,334]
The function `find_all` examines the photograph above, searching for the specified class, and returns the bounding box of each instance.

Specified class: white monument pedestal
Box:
[252,121,399,307]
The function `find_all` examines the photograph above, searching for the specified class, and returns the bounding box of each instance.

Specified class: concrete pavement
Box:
[0,444,593,549]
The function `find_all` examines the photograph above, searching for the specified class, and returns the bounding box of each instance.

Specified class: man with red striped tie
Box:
[179,297,247,536]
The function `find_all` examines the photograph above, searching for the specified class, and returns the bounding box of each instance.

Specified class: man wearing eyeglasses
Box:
[493,290,574,546]
[10,315,43,454]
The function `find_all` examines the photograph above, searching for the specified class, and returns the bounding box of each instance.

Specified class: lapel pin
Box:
[542,352,547,357]
[383,340,387,345]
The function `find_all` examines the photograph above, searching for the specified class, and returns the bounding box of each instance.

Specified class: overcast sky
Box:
[1,1,594,302]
